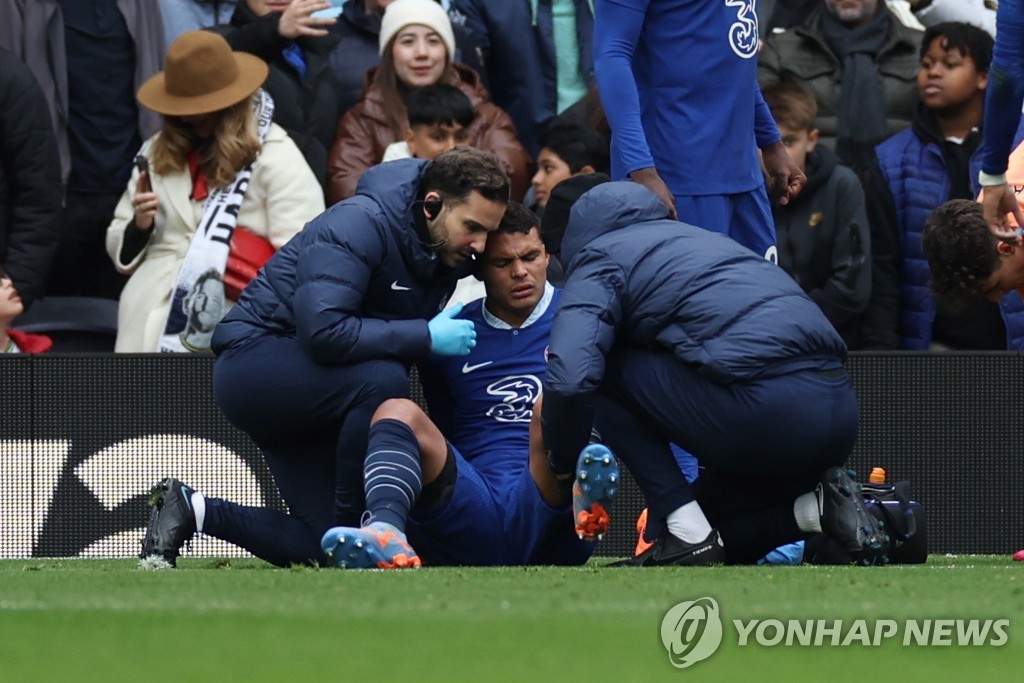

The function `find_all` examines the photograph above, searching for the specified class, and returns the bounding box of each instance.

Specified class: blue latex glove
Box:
[428,303,476,356]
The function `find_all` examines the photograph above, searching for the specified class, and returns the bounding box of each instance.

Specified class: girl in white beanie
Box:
[327,0,531,203]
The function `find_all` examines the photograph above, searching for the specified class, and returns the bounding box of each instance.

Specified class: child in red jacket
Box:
[1,270,52,353]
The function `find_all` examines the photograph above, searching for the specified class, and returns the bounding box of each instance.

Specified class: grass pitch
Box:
[1,555,1020,682]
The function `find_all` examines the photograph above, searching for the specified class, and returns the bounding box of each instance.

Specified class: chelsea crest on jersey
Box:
[424,286,560,467]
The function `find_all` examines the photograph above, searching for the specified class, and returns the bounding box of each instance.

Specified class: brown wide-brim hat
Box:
[137,31,269,117]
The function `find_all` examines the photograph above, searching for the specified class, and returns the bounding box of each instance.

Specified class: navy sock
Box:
[364,418,423,533]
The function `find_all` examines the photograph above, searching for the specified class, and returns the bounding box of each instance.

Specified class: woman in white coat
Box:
[106,30,324,352]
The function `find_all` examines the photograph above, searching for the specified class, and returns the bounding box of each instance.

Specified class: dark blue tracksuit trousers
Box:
[207,334,409,566]
[595,348,858,564]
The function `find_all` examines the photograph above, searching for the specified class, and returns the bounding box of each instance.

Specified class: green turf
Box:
[0,556,1020,682]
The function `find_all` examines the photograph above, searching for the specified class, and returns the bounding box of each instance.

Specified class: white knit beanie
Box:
[378,0,456,59]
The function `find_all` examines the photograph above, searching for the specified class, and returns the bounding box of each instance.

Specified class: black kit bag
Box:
[805,480,928,565]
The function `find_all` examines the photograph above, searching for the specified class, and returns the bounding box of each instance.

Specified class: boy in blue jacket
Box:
[870,22,1024,350]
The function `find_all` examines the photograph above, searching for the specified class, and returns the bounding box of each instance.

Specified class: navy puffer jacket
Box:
[212,158,463,365]
[547,182,846,392]
[541,182,847,470]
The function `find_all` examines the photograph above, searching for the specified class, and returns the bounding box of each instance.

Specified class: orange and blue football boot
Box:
[321,522,422,569]
[573,444,619,541]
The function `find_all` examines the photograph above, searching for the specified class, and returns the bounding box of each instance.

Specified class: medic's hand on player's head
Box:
[981,183,1024,238]
[428,303,477,355]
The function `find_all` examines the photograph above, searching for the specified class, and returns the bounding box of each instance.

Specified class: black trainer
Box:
[818,467,889,565]
[613,529,726,567]
[139,478,197,570]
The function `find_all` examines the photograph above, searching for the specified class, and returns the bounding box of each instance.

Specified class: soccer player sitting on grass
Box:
[320,203,619,568]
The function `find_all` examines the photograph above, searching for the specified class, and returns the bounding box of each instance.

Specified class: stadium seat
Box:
[12,296,119,352]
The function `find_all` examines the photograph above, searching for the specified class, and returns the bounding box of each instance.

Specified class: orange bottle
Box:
[869,467,886,484]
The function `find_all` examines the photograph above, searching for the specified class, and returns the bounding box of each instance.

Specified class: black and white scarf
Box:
[158,89,274,353]
[821,6,890,175]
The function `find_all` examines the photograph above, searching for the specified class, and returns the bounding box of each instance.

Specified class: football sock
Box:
[666,500,713,543]
[794,491,823,533]
[190,492,206,533]
[363,418,423,534]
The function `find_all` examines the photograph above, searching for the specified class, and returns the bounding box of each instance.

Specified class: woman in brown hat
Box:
[325,0,530,204]
[106,30,324,353]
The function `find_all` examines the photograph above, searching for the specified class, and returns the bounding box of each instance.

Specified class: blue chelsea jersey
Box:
[423,286,560,478]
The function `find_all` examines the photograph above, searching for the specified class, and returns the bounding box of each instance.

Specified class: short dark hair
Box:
[920,22,993,73]
[406,83,475,129]
[537,123,609,175]
[421,146,510,205]
[921,199,1003,310]
[495,202,539,236]
[763,82,818,132]
[538,172,610,257]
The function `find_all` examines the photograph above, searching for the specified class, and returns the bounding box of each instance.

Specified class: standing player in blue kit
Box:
[593,0,805,260]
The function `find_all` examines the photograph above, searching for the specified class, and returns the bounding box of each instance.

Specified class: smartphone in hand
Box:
[134,154,151,193]
[312,0,344,19]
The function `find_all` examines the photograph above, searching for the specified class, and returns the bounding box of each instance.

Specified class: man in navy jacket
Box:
[540,180,887,566]
[0,46,62,313]
[138,148,510,569]
[450,0,594,156]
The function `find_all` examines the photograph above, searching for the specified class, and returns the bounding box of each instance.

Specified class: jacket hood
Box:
[801,144,840,196]
[561,181,670,266]
[910,101,946,145]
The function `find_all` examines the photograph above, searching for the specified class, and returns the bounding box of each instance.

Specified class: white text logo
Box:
[733,619,1010,647]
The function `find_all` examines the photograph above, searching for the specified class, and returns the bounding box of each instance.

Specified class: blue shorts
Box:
[673,187,777,261]
[407,446,593,566]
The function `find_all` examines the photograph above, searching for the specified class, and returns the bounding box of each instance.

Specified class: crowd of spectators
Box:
[0,0,1015,355]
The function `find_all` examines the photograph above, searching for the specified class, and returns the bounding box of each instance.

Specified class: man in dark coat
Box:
[0,0,167,300]
[449,0,594,157]
[540,179,888,566]
[0,47,62,313]
[758,0,922,179]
